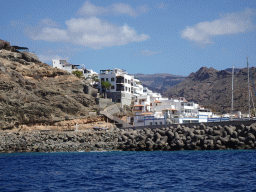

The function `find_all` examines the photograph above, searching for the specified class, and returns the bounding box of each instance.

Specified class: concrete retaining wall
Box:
[84,85,98,97]
[123,120,256,129]
[97,98,113,108]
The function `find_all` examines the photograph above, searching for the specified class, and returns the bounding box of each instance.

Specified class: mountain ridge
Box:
[164,67,256,113]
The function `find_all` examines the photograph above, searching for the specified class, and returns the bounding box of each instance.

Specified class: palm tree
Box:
[85,74,99,86]
[101,81,112,92]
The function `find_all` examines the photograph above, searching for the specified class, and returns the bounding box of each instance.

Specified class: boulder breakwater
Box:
[1,122,256,153]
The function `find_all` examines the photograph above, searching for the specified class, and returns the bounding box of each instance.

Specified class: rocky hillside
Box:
[164,67,256,113]
[134,73,186,93]
[0,40,98,129]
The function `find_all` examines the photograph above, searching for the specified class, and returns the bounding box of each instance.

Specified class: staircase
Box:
[100,111,132,128]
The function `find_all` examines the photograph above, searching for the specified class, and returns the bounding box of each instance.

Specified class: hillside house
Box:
[52,59,84,75]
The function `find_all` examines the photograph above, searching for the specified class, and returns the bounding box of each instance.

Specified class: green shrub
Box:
[72,70,83,78]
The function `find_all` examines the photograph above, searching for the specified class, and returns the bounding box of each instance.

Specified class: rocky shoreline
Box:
[1,122,256,153]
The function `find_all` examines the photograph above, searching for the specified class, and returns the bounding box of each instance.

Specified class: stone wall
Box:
[2,121,256,153]
[104,104,121,115]
[97,98,113,108]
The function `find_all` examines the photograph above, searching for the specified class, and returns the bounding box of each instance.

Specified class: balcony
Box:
[116,86,124,91]
[116,76,124,84]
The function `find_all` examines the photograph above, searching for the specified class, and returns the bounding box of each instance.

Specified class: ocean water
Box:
[0,150,256,192]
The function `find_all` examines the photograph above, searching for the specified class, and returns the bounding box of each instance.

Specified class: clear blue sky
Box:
[1,0,256,76]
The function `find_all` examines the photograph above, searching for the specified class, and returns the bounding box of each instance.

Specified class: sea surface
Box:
[0,150,256,191]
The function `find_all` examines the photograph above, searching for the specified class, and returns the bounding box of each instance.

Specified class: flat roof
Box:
[140,112,153,116]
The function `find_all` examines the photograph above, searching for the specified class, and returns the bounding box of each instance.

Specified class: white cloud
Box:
[136,50,162,56]
[77,1,149,17]
[32,27,69,42]
[78,1,108,16]
[41,18,58,27]
[181,8,256,46]
[30,17,150,49]
[112,3,137,17]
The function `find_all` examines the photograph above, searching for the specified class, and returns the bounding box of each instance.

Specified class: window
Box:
[129,88,130,92]
[106,78,109,81]
[126,87,128,91]
[111,78,115,82]
[125,79,127,83]
[150,122,152,125]
[128,80,130,84]
[182,102,193,107]
[155,122,158,125]
[101,78,104,82]
[111,86,115,90]
[160,122,162,125]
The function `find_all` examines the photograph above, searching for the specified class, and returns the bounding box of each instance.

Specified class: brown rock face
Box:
[164,67,256,113]
[0,40,12,51]
[0,40,97,129]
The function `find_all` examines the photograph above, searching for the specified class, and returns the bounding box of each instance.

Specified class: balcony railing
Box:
[116,87,124,91]
[116,80,124,83]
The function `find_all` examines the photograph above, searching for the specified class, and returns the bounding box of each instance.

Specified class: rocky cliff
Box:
[164,67,256,113]
[134,73,186,94]
[0,40,98,129]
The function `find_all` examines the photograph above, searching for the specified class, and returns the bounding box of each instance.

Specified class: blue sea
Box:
[0,150,256,191]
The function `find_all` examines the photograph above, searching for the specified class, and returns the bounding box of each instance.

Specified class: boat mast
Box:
[231,65,234,120]
[248,57,250,119]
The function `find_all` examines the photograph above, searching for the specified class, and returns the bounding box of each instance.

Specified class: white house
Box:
[52,59,84,74]
[99,68,134,107]
[84,68,98,85]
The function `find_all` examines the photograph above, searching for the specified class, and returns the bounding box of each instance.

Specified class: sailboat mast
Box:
[248,57,250,119]
[231,65,234,120]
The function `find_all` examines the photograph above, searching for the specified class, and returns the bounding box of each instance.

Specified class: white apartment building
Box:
[99,68,134,107]
[130,78,213,125]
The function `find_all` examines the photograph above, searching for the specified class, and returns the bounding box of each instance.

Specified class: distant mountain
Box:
[224,68,241,73]
[134,73,186,93]
[164,67,256,113]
